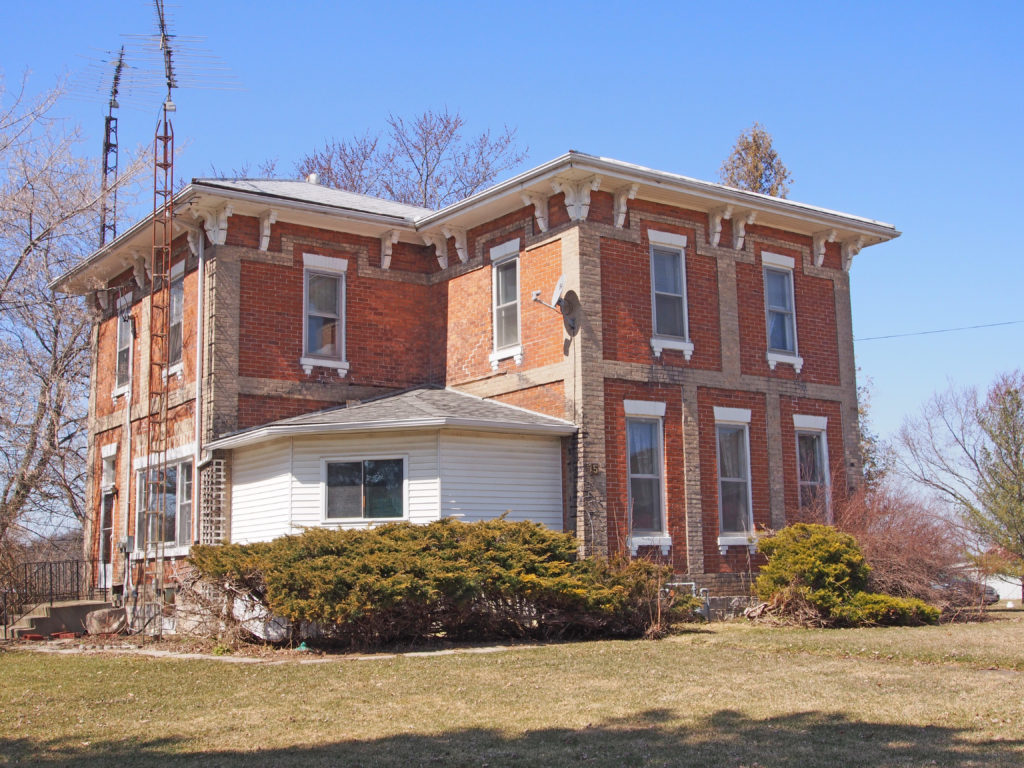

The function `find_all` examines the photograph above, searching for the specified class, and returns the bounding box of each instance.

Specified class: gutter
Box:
[207,416,578,451]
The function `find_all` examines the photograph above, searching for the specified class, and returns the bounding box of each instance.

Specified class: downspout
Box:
[192,234,206,543]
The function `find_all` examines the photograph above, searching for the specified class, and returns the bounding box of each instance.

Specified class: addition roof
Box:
[205,387,578,450]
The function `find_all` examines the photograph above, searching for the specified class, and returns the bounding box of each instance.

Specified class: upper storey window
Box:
[114,294,132,395]
[301,253,349,376]
[648,230,692,361]
[762,252,803,373]
[168,261,184,371]
[489,238,522,369]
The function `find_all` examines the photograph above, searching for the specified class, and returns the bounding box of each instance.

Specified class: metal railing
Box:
[1,560,108,639]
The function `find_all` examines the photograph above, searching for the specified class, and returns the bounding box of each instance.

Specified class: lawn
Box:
[1,612,1022,767]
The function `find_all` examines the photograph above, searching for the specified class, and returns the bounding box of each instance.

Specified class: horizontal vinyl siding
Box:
[440,431,563,529]
[289,430,439,530]
[231,440,291,543]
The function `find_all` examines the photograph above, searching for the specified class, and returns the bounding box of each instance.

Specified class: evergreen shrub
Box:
[753,523,939,627]
[189,519,698,647]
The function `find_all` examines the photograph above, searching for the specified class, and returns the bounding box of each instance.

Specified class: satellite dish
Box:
[551,275,566,307]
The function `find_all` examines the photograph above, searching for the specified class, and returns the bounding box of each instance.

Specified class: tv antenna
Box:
[98,46,126,246]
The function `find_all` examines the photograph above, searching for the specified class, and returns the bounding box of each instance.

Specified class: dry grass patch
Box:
[1,615,1022,767]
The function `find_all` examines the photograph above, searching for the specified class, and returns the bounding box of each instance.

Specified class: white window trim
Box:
[625,415,668,541]
[715,415,756,554]
[132,442,196,471]
[167,261,185,377]
[763,252,802,372]
[624,399,667,418]
[648,230,693,361]
[113,293,133,398]
[490,239,522,369]
[301,253,349,376]
[320,455,409,525]
[100,442,118,459]
[133,456,194,557]
[795,415,831,522]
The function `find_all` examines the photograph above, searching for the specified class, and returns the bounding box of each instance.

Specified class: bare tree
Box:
[297,108,528,209]
[0,72,143,570]
[719,122,792,198]
[897,372,1024,600]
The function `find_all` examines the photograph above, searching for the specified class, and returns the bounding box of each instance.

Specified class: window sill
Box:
[766,351,803,373]
[489,345,523,370]
[300,357,350,376]
[650,337,694,361]
[134,545,190,559]
[628,534,672,556]
[717,534,758,556]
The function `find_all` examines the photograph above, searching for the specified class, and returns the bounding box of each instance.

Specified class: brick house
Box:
[54,151,899,598]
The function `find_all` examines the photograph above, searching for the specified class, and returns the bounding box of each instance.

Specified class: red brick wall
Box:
[237,395,339,430]
[600,222,721,370]
[603,379,687,571]
[738,242,841,386]
[778,396,848,519]
[490,381,568,421]
[697,387,770,574]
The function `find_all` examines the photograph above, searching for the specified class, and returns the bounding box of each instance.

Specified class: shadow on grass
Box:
[3,709,1021,767]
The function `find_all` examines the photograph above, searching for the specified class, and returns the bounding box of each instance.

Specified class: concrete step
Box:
[6,600,112,639]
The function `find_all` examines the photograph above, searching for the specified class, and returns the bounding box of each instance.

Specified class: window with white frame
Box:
[114,296,132,393]
[489,239,522,368]
[648,230,693,360]
[794,414,830,517]
[301,253,349,375]
[762,252,803,372]
[627,418,664,533]
[168,261,185,369]
[136,460,193,548]
[324,457,405,520]
[715,407,753,544]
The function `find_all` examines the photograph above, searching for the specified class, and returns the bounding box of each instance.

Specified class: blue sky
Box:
[5,1,1022,441]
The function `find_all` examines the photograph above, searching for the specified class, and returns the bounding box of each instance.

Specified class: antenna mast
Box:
[98,47,125,246]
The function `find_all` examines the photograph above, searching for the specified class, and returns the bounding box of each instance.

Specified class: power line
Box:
[855,320,1024,342]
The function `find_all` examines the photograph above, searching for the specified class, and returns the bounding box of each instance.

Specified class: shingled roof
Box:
[207,387,577,450]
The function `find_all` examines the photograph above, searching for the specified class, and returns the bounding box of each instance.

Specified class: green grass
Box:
[2,612,1022,767]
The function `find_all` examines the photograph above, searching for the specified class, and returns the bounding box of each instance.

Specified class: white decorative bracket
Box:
[552,175,602,221]
[379,230,399,270]
[812,229,837,267]
[177,217,202,257]
[733,210,756,250]
[841,236,865,272]
[423,232,448,269]
[441,226,468,264]
[131,250,148,289]
[200,204,233,246]
[95,289,110,312]
[258,209,278,252]
[521,192,550,233]
[709,205,734,247]
[613,184,638,228]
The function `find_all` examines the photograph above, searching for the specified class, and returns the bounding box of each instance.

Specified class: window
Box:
[114,295,132,393]
[168,262,184,369]
[647,230,693,360]
[489,239,522,369]
[794,415,830,518]
[627,419,663,533]
[324,458,405,520]
[762,252,803,372]
[136,460,193,548]
[301,253,349,375]
[714,406,754,553]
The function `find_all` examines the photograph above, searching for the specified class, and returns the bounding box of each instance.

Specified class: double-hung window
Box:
[168,261,185,371]
[324,457,405,521]
[714,407,754,553]
[136,460,193,549]
[623,400,671,554]
[762,252,803,372]
[648,230,693,360]
[489,238,522,369]
[794,414,830,519]
[301,253,349,375]
[114,295,132,394]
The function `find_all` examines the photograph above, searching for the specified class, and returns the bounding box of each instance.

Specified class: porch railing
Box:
[1,560,107,639]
